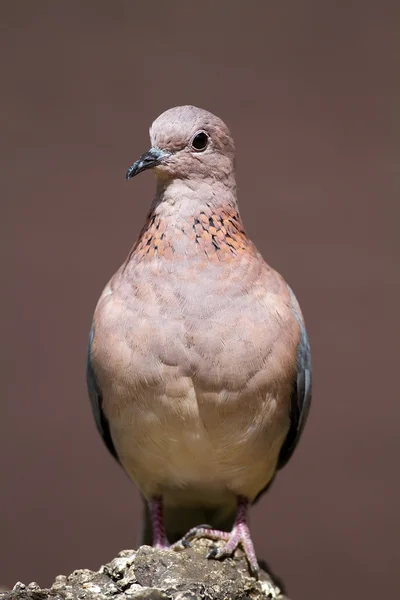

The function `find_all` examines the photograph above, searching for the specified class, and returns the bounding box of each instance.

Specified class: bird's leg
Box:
[149,496,169,549]
[178,496,259,577]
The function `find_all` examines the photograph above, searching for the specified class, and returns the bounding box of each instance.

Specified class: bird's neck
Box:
[126,178,255,264]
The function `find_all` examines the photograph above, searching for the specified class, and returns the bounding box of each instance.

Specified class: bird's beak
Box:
[126,147,172,180]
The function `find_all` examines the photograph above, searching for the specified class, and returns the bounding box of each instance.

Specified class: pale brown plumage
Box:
[87,106,311,577]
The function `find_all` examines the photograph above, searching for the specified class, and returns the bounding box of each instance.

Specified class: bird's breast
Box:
[90,257,299,503]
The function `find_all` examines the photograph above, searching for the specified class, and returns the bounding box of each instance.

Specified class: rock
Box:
[0,539,289,599]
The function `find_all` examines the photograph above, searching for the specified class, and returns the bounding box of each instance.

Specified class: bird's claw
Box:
[181,523,259,578]
[170,524,214,550]
[181,524,216,542]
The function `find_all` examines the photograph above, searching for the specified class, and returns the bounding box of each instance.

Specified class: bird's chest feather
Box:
[91,258,297,500]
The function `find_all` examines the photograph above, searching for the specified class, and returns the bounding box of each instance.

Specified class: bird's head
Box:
[126,106,235,183]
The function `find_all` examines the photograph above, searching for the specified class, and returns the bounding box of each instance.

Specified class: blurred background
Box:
[1,2,399,599]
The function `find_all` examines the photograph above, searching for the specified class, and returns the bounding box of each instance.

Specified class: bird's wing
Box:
[277,292,312,469]
[86,326,120,462]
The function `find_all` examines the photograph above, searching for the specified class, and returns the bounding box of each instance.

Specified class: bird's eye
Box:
[191,131,209,152]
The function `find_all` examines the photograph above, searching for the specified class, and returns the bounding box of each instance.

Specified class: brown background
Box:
[1,2,399,599]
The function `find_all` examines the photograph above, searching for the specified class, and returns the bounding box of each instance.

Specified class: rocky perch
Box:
[0,539,290,600]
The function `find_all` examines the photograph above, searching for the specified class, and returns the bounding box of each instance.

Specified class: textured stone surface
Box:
[0,540,289,600]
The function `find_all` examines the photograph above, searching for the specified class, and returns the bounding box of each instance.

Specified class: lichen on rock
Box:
[0,539,289,600]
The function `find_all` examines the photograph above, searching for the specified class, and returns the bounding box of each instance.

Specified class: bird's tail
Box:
[140,500,235,546]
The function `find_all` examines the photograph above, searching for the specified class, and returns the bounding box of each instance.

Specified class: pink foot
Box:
[149,496,169,549]
[179,496,259,577]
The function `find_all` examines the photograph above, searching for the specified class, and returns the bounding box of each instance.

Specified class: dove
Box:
[86,105,311,576]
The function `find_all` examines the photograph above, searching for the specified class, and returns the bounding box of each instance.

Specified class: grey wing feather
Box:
[277,297,312,469]
[86,326,120,462]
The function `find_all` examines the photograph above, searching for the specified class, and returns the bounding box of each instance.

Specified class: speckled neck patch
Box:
[127,205,255,263]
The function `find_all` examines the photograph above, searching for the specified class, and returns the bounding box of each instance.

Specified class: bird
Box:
[86,105,311,577]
